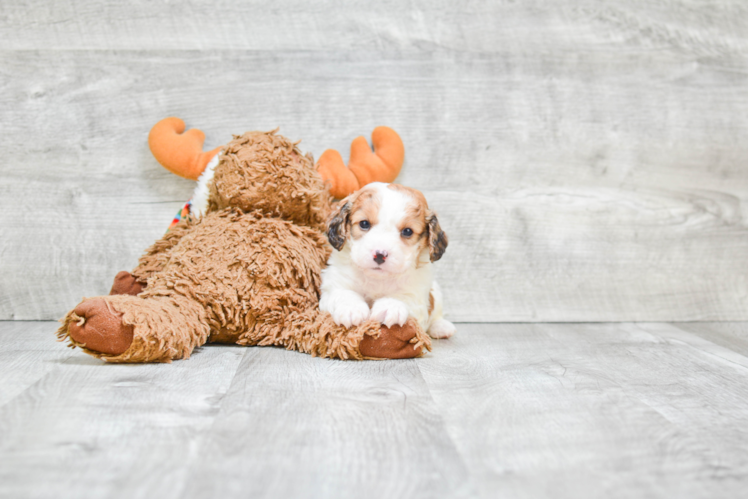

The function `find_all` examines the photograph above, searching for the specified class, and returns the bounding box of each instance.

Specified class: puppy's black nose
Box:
[373,251,388,265]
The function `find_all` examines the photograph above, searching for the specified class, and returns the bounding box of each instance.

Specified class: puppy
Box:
[319,182,456,339]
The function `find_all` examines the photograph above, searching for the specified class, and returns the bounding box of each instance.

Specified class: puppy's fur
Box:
[320,182,455,339]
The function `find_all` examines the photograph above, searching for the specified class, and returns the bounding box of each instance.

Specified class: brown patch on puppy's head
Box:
[326,185,380,250]
[387,184,429,249]
[347,188,380,241]
[387,184,448,262]
[207,130,332,231]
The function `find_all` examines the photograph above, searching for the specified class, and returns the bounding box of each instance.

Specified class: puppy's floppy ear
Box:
[427,211,448,262]
[327,198,352,251]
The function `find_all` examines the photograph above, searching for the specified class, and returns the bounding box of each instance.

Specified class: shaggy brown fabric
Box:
[131,217,197,284]
[57,207,416,363]
[58,293,208,363]
[208,131,332,233]
[140,209,330,344]
[58,130,429,363]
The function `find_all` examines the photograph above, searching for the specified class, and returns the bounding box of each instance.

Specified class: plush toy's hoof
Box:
[359,323,423,359]
[109,271,145,296]
[68,298,134,355]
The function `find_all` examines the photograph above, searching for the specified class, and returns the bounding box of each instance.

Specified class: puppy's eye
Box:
[401,228,414,238]
[359,220,371,230]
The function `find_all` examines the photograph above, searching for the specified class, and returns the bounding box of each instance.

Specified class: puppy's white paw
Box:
[370,298,410,328]
[428,318,455,339]
[332,300,371,328]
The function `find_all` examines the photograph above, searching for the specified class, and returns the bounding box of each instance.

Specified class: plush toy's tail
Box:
[148,117,222,181]
[316,127,405,199]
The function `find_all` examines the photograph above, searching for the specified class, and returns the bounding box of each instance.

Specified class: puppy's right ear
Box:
[327,198,352,251]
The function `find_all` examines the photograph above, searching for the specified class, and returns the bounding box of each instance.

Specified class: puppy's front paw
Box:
[332,300,371,328]
[428,318,455,339]
[370,298,410,328]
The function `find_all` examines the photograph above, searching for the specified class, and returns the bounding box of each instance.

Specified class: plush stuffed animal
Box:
[56,119,430,362]
[147,117,405,199]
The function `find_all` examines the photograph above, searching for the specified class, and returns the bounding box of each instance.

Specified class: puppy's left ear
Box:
[327,198,352,251]
[427,211,448,262]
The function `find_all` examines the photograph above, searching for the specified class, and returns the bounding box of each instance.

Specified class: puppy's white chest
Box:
[356,277,410,306]
[354,264,433,306]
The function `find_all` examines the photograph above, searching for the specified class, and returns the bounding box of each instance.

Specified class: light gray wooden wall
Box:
[1,1,747,321]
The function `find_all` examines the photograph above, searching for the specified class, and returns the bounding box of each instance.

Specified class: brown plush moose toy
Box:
[56,118,430,363]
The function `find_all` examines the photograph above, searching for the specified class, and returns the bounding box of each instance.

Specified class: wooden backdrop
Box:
[1,1,747,322]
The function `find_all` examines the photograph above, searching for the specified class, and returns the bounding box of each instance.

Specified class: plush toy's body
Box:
[57,124,430,362]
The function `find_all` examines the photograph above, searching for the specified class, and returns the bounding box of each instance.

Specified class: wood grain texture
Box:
[0,331,246,498]
[672,321,748,358]
[418,322,748,497]
[1,2,748,321]
[181,348,472,498]
[2,320,748,497]
[0,321,73,407]
[2,0,747,53]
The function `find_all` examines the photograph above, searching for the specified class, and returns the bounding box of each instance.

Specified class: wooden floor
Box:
[1,322,747,498]
[3,3,746,498]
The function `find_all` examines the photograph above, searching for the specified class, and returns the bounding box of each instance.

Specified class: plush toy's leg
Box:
[108,217,199,297]
[57,294,209,363]
[129,216,197,284]
[243,308,431,360]
[359,321,432,360]
[63,297,135,355]
[110,271,146,296]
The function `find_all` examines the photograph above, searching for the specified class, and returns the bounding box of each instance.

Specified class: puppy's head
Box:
[327,182,448,275]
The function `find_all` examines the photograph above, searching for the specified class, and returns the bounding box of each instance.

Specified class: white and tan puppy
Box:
[319,182,455,339]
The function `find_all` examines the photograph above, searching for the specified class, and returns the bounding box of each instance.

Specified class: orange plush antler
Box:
[148,117,222,180]
[316,127,404,199]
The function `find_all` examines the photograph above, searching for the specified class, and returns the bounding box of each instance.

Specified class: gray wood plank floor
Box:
[2,321,747,498]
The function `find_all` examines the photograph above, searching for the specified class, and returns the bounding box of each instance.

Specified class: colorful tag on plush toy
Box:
[169,200,192,230]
